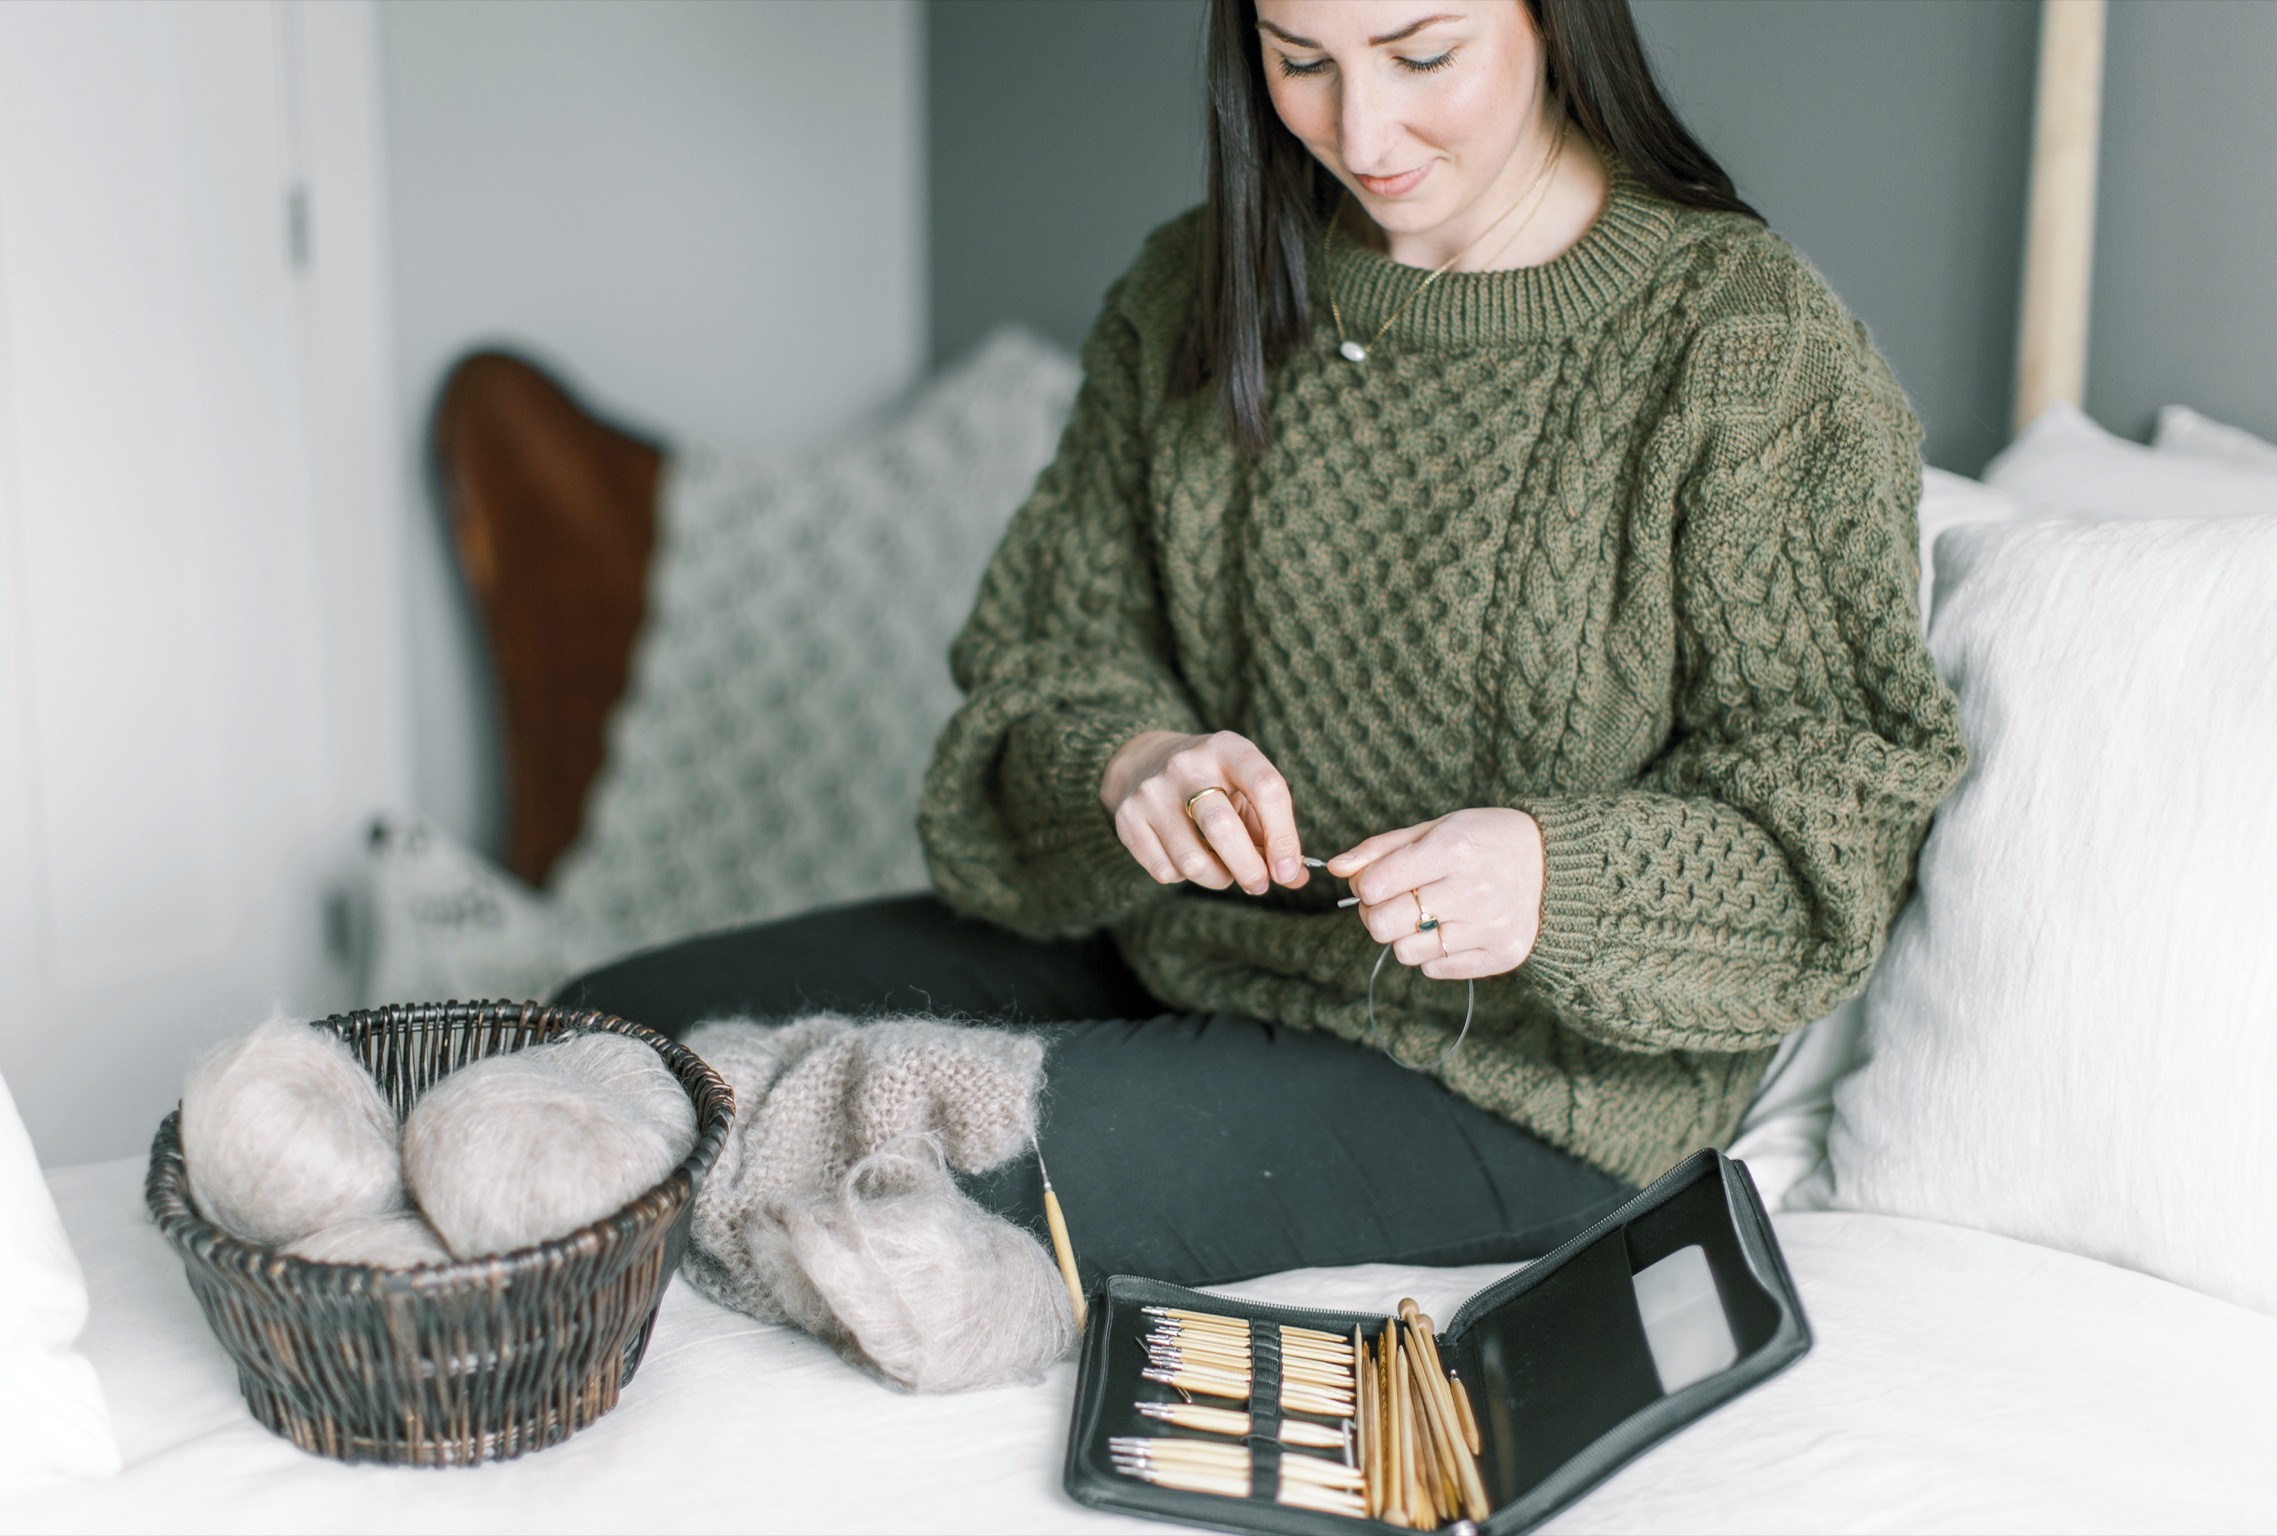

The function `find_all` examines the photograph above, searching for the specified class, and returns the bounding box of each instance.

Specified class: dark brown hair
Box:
[1185,0,1760,455]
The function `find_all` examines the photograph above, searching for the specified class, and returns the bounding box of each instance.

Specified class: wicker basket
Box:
[145,1000,734,1467]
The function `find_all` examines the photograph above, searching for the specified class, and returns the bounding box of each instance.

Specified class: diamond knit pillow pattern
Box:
[358,330,1078,1006]
[551,329,1079,952]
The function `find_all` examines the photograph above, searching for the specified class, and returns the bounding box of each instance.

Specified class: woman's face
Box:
[1254,0,1552,262]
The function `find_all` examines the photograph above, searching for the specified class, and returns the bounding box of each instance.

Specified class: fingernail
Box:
[1274,858,1300,883]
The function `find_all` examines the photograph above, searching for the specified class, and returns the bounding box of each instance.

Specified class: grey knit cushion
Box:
[551,328,1079,950]
[356,329,1077,1006]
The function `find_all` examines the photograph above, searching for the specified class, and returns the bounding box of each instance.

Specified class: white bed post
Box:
[2013,0,2108,433]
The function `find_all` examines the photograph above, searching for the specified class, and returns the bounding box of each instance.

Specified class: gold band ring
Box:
[1437,926,1451,958]
[1185,786,1230,819]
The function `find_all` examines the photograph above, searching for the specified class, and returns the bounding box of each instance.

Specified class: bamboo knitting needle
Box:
[1140,1359,1352,1395]
[1109,1438,1366,1490]
[1140,1368,1353,1415]
[1353,1325,1379,1521]
[1143,1333,1355,1380]
[1400,1303,1491,1521]
[1144,1349,1356,1393]
[1370,1333,1402,1527]
[1410,1346,1454,1525]
[1132,1401,1348,1451]
[1149,1319,1356,1362]
[1032,1136,1086,1333]
[1375,1319,1411,1529]
[1143,1307,1355,1349]
[1446,1369,1484,1458]
[1112,1460,1367,1520]
[1152,1338,1356,1373]
[1147,1319,1357,1356]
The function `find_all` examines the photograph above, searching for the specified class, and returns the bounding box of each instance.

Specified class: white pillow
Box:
[1729,465,2027,1211]
[1987,400,2277,520]
[2153,404,2277,472]
[359,813,605,1006]
[549,329,1079,952]
[1793,512,2277,1315]
[0,1070,119,1488]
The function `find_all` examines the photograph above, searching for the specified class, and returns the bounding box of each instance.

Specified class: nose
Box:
[1334,71,1399,176]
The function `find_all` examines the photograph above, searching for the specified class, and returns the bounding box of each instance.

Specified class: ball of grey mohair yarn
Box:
[770,1141,1076,1393]
[284,1213,452,1270]
[181,1015,403,1247]
[403,1031,696,1260]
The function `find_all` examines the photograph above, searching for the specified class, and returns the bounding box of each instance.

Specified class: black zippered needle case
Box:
[1063,1149,1808,1534]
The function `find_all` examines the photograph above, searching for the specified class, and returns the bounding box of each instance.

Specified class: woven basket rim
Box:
[146,1000,734,1296]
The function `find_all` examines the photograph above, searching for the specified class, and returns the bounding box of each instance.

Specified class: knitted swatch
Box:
[682,1016,1074,1392]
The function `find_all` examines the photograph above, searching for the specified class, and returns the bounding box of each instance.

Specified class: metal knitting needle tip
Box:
[1338,896,1361,908]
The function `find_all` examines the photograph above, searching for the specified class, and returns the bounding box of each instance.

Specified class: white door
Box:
[0,0,407,1165]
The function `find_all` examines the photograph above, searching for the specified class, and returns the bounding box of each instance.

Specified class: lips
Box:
[1354,164,1430,198]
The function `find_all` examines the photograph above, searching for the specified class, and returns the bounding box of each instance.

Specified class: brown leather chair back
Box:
[430,352,662,887]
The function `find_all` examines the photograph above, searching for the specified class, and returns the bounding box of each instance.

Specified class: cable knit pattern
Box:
[921,174,1968,1186]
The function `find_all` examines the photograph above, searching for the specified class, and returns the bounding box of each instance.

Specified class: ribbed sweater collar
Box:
[1310,169,1678,350]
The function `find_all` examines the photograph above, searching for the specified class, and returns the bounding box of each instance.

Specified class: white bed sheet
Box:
[17,1157,2277,1534]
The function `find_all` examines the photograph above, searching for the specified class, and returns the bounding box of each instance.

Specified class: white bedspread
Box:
[16,1158,2276,1534]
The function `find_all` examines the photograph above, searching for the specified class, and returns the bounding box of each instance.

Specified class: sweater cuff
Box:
[1006,706,1185,867]
[1518,798,1612,991]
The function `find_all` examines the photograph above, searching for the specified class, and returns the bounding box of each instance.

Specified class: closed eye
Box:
[1276,53,1331,78]
[1398,49,1457,73]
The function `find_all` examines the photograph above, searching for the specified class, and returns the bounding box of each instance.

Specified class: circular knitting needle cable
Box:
[1367,947,1474,1073]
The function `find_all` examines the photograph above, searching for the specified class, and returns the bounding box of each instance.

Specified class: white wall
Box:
[379,0,927,854]
[0,0,409,1165]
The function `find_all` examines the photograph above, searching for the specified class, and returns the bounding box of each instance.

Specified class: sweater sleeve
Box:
[918,280,1204,939]
[1513,314,1968,1053]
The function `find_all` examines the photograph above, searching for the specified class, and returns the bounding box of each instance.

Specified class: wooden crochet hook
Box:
[1033,1135,1086,1332]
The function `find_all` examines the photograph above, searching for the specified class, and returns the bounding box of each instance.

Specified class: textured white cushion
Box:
[1729,465,2029,1211]
[550,328,1078,952]
[2154,403,2277,472]
[1988,400,2277,521]
[1794,512,2277,1315]
[0,1069,117,1488]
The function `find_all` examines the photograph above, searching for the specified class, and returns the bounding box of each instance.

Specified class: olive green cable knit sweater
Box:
[920,174,1968,1186]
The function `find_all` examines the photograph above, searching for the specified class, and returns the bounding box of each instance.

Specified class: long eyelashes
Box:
[1272,49,1460,79]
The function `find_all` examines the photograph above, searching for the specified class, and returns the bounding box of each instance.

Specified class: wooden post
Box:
[2013,0,2107,432]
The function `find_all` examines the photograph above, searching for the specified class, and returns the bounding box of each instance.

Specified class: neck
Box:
[1355,117,1610,276]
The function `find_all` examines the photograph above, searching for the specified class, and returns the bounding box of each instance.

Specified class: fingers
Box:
[1220,739,1306,887]
[1359,888,1428,946]
[1346,817,1478,910]
[1189,785,1271,895]
[1325,820,1432,881]
[1117,818,1181,887]
[1114,796,1234,889]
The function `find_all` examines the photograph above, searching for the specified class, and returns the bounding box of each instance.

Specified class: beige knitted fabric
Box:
[681,1016,1074,1391]
[920,173,1969,1186]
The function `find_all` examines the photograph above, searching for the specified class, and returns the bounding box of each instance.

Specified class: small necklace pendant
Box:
[1338,340,1369,364]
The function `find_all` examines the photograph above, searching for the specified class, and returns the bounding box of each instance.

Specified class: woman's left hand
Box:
[1326,809,1547,979]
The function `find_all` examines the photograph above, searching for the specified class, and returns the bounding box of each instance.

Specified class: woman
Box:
[569,0,1964,1288]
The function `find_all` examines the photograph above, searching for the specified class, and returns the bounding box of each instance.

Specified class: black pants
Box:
[558,896,1632,1287]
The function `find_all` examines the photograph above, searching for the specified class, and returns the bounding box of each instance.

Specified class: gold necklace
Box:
[1326,123,1568,365]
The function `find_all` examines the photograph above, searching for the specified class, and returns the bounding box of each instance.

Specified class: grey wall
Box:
[2089,0,2277,444]
[928,0,2277,469]
[1633,0,2038,473]
[382,0,925,855]
[928,0,1206,365]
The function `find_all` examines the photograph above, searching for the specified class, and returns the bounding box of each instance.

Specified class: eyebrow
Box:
[1256,13,1462,50]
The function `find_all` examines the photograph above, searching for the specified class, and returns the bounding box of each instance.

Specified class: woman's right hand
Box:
[1099,730,1308,896]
